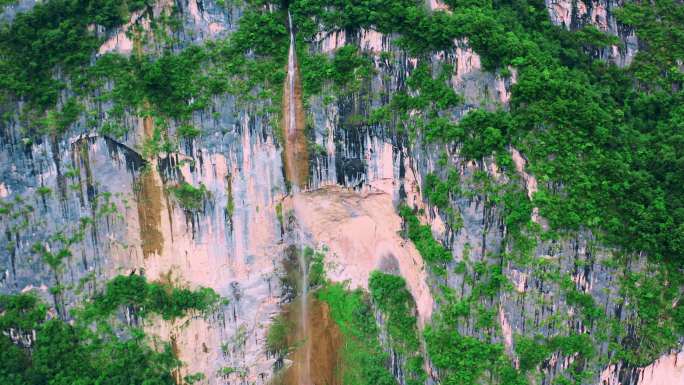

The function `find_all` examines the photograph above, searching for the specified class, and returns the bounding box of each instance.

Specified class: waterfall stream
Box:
[282,8,308,189]
[286,10,312,385]
[287,11,296,138]
[297,246,311,385]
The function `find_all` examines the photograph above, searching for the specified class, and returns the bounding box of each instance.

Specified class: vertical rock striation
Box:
[0,1,680,384]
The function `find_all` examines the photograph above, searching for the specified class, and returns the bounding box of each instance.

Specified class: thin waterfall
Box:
[298,243,311,385]
[282,8,308,189]
[288,10,296,137]
[288,9,312,385]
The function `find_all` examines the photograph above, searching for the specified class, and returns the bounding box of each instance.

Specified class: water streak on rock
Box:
[282,10,308,189]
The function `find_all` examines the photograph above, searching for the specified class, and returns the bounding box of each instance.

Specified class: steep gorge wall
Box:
[0,1,286,383]
[545,0,638,66]
[0,0,681,384]
[306,1,683,383]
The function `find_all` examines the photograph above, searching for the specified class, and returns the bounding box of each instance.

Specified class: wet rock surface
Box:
[0,1,681,384]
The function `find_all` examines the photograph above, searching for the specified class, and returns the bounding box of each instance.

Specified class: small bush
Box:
[169,182,208,211]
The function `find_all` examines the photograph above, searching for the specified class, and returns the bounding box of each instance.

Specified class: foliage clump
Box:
[399,205,452,269]
[0,0,151,110]
[0,275,223,385]
[299,44,373,98]
[424,287,526,385]
[84,274,223,321]
[169,182,208,211]
[317,283,397,385]
[424,323,521,385]
[266,314,292,357]
[368,271,426,385]
[304,246,326,288]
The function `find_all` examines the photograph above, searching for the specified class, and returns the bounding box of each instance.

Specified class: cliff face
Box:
[545,0,638,66]
[0,0,681,384]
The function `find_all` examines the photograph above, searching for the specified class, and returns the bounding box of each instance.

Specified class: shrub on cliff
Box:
[0,275,223,385]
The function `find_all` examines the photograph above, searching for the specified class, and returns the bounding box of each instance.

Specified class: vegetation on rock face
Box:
[169,182,208,211]
[304,246,326,288]
[3,0,681,280]
[2,0,684,382]
[0,0,17,10]
[317,283,397,385]
[270,249,397,385]
[0,0,152,110]
[266,314,292,357]
[288,0,684,263]
[394,63,463,113]
[288,0,684,370]
[303,253,398,385]
[83,274,223,320]
[368,271,426,385]
[0,0,296,140]
[0,275,223,385]
[424,320,526,385]
[299,43,374,99]
[369,272,421,352]
[90,46,213,121]
[399,205,452,270]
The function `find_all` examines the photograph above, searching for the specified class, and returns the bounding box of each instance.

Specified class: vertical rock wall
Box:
[0,0,680,384]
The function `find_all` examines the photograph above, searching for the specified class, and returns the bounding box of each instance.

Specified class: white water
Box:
[298,242,311,385]
[288,10,312,384]
[287,11,296,137]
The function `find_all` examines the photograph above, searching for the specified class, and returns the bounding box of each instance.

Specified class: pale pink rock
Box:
[591,3,609,30]
[98,29,134,55]
[97,0,174,55]
[403,152,448,239]
[188,0,203,24]
[547,0,573,27]
[290,186,435,325]
[360,29,384,53]
[601,351,684,385]
[511,147,543,224]
[454,40,482,83]
[208,22,225,35]
[428,0,451,11]
[316,30,347,53]
[510,270,528,293]
[366,139,395,183]
[499,306,514,353]
[577,1,588,18]
[106,111,285,384]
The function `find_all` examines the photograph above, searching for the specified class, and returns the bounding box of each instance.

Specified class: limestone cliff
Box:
[0,0,681,384]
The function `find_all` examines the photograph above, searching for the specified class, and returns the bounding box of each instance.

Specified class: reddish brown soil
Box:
[281,57,309,189]
[277,297,343,385]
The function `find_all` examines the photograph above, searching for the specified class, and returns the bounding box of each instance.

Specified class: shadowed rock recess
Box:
[0,0,683,384]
